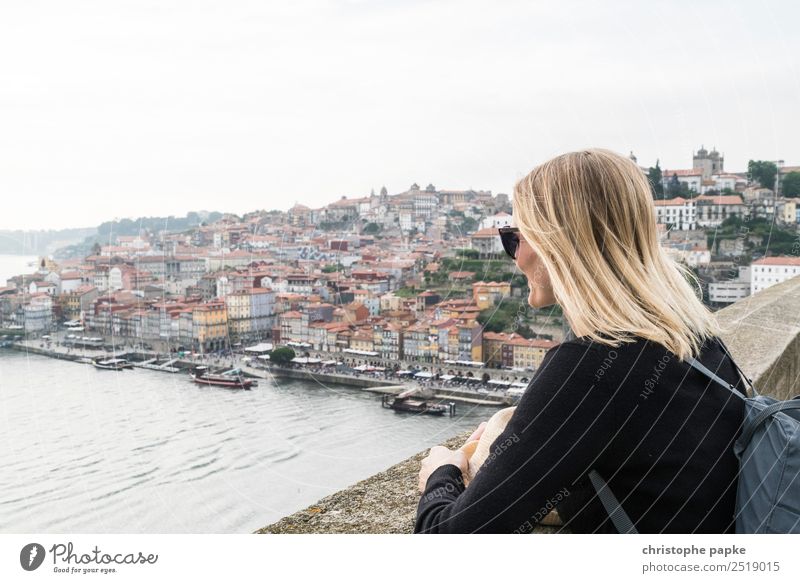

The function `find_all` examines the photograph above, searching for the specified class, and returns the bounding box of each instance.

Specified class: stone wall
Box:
[255,429,561,534]
[713,275,800,401]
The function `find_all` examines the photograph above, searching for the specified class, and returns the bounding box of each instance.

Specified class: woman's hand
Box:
[418,421,487,493]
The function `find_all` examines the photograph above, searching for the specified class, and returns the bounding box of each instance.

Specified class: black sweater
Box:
[414,334,747,534]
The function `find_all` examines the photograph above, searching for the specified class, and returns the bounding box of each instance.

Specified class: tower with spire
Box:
[692,145,724,180]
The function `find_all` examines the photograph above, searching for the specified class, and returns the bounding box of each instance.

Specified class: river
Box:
[0,350,495,533]
[0,254,39,287]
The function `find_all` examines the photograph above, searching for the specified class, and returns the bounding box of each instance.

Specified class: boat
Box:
[189,366,254,389]
[92,357,134,370]
[382,394,455,416]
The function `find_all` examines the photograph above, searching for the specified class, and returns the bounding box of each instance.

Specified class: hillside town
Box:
[2,148,799,376]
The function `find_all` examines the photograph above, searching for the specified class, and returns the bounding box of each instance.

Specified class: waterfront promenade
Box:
[7,336,514,406]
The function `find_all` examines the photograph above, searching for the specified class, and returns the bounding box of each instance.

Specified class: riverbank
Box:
[6,341,512,406]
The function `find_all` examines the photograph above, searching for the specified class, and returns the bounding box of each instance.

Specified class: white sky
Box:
[1,0,798,230]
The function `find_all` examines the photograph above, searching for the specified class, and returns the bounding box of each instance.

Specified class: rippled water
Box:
[0,350,495,533]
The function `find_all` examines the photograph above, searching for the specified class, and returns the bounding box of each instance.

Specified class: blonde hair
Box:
[512,148,722,361]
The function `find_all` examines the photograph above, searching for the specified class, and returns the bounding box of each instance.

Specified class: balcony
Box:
[256,275,800,534]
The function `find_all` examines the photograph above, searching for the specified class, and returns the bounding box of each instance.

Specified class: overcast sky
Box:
[1,0,797,230]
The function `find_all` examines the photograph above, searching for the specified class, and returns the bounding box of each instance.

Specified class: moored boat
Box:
[381,394,455,416]
[189,366,254,389]
[92,357,134,370]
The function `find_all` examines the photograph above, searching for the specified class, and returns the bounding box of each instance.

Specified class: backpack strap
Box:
[738,399,800,447]
[715,337,759,397]
[588,470,638,534]
[686,356,747,401]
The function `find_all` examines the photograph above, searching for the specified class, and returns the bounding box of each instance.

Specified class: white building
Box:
[92,269,110,292]
[59,272,84,294]
[695,194,747,228]
[479,212,513,230]
[652,197,696,230]
[709,266,751,304]
[684,247,711,268]
[708,174,744,193]
[779,199,798,225]
[23,294,53,333]
[470,227,505,257]
[750,257,800,295]
[663,245,710,268]
[108,266,126,291]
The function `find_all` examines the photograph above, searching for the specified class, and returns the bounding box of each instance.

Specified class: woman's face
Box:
[515,233,557,309]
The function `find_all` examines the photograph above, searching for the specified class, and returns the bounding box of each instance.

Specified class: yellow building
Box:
[225,290,252,341]
[782,199,797,224]
[510,336,558,370]
[193,301,228,352]
[482,332,513,368]
[350,328,375,353]
[472,281,512,310]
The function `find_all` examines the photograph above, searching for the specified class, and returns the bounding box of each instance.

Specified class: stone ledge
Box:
[714,275,800,401]
[255,428,561,534]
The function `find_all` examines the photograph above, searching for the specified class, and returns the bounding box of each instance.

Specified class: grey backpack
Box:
[588,337,800,533]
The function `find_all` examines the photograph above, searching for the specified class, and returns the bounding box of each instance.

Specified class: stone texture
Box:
[714,275,800,401]
[255,429,562,534]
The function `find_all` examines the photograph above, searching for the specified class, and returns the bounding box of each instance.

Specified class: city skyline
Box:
[2,0,799,230]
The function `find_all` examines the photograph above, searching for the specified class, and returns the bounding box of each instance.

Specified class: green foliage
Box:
[461,217,478,233]
[666,174,692,198]
[647,161,663,196]
[95,211,222,239]
[394,287,417,298]
[477,298,529,333]
[322,264,343,273]
[748,160,778,189]
[434,257,527,287]
[319,220,349,231]
[709,215,798,256]
[269,346,296,366]
[440,256,517,285]
[455,248,480,259]
[363,222,382,234]
[782,172,800,197]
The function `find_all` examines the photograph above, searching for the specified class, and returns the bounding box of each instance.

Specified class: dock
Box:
[4,342,513,406]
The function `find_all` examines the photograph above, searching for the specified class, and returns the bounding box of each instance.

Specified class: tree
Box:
[91,242,101,256]
[647,160,663,196]
[456,248,480,259]
[461,217,478,233]
[269,346,295,366]
[747,160,778,189]
[782,172,800,197]
[363,222,382,234]
[477,299,528,333]
[666,174,689,198]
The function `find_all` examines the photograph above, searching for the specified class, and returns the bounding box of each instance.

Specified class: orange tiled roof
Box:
[752,256,800,266]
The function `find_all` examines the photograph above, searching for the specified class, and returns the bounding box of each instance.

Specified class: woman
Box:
[414,148,747,534]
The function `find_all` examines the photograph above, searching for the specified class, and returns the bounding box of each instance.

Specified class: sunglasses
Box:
[498,226,521,260]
